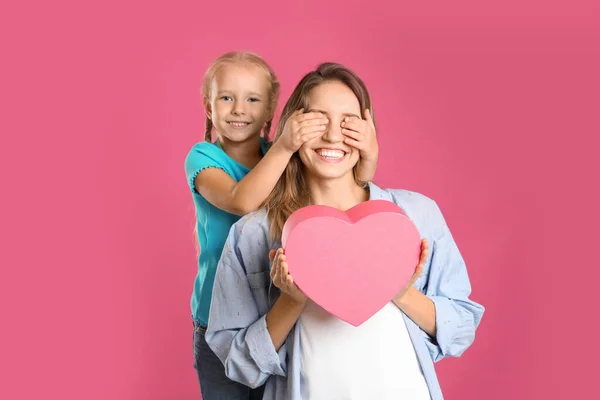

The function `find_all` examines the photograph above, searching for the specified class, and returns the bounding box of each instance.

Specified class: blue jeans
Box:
[193,322,265,399]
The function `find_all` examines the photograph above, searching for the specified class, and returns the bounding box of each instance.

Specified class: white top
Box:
[299,300,431,400]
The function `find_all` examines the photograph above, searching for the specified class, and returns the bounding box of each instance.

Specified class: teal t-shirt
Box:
[184,138,271,326]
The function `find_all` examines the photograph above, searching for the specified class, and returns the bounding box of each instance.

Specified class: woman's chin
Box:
[305,166,356,182]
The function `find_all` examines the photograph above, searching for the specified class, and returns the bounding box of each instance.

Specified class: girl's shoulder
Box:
[184,141,233,183]
[186,141,225,161]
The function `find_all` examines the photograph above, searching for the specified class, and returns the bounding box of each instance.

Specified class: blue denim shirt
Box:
[206,182,485,399]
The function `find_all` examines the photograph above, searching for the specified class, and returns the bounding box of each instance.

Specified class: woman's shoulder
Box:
[222,209,273,274]
[369,182,438,211]
[228,209,273,248]
[368,183,445,233]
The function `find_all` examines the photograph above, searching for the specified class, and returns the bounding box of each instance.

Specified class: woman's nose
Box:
[322,119,343,142]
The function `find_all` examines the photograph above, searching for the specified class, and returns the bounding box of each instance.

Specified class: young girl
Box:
[205,62,485,399]
[184,52,379,399]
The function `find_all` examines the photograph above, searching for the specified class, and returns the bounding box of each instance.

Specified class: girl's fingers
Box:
[301,130,326,143]
[364,108,375,130]
[296,111,326,123]
[341,117,366,133]
[342,128,363,141]
[298,125,327,136]
[343,137,362,149]
[299,117,329,127]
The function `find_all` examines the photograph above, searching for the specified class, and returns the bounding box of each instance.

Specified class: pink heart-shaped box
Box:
[281,200,421,327]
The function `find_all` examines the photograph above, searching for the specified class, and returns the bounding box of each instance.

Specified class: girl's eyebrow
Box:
[217,90,263,97]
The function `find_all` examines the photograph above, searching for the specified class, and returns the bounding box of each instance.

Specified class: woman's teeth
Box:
[316,149,345,159]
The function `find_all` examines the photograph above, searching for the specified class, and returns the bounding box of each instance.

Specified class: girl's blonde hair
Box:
[262,62,375,242]
[202,51,280,142]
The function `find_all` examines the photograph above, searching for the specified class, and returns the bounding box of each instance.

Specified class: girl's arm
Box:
[356,157,378,183]
[194,140,293,215]
[194,110,328,216]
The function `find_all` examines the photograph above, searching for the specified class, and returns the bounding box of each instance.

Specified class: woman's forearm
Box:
[265,293,306,351]
[394,286,437,337]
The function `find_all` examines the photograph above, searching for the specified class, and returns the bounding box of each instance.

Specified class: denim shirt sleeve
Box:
[421,201,485,362]
[204,219,287,389]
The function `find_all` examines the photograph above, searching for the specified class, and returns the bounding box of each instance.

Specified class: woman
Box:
[205,62,484,399]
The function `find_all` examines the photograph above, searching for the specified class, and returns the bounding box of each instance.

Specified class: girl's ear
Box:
[268,96,280,121]
[203,96,212,120]
[266,104,275,122]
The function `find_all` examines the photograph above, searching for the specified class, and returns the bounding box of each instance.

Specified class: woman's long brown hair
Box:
[263,62,375,242]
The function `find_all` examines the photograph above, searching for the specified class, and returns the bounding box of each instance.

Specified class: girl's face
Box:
[207,63,272,143]
[298,81,362,181]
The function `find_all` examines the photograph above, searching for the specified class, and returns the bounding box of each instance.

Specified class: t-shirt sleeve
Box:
[184,142,227,194]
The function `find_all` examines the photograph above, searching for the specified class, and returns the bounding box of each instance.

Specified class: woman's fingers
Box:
[419,239,429,266]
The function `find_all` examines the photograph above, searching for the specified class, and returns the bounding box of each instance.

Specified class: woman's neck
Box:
[217,134,262,169]
[306,173,369,210]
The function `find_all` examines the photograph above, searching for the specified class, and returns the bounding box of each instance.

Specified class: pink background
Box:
[1,1,598,399]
